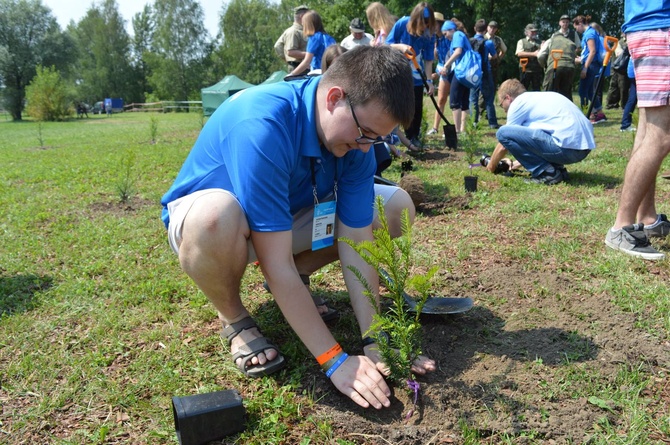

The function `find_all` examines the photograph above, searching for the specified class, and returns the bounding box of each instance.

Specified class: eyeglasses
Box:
[347,97,381,145]
[499,95,509,108]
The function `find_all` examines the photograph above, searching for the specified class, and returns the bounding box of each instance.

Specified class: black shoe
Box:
[488,124,500,129]
[410,137,423,149]
[557,166,569,181]
[526,168,565,185]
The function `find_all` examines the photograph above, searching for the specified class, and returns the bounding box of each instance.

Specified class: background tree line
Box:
[0,0,623,121]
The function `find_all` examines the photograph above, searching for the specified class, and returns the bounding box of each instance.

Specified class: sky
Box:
[42,0,223,38]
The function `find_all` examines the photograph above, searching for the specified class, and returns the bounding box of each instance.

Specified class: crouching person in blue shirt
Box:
[161,46,436,409]
[485,78,596,185]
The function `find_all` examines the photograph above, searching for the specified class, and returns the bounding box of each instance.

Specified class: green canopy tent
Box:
[201,75,255,116]
[260,70,288,85]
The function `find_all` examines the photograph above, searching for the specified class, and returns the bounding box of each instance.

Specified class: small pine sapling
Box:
[342,195,437,419]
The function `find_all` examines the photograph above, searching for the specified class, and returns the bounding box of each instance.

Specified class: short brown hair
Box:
[497,79,526,104]
[321,46,415,129]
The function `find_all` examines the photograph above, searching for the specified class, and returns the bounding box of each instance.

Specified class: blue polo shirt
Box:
[307,32,336,70]
[161,77,376,231]
[386,16,435,86]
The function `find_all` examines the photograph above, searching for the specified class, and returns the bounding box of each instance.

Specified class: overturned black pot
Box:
[464,175,478,192]
[172,389,245,445]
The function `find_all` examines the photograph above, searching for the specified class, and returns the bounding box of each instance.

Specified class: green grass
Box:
[0,102,669,444]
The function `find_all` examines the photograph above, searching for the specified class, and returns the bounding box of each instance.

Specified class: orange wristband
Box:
[316,343,343,366]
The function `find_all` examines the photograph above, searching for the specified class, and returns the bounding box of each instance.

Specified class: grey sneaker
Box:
[605,224,665,260]
[644,214,670,238]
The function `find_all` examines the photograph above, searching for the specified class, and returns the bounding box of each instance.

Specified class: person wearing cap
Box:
[537,14,581,101]
[274,5,310,74]
[485,20,507,88]
[341,18,374,50]
[386,2,435,148]
[515,23,543,91]
[161,45,436,408]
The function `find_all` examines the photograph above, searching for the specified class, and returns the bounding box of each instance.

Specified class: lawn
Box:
[0,102,668,444]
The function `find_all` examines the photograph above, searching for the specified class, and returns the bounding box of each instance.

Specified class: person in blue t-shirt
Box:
[386,2,436,148]
[427,12,451,136]
[469,19,500,129]
[161,46,436,409]
[440,19,471,134]
[288,10,336,76]
[573,15,607,124]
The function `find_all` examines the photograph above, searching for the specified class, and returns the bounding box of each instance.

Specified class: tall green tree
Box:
[131,5,155,101]
[69,0,137,105]
[0,0,75,120]
[148,0,212,101]
[215,0,284,85]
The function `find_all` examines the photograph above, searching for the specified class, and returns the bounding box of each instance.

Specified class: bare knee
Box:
[379,188,415,238]
[179,194,250,270]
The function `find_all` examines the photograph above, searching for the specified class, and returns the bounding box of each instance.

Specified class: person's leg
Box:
[557,67,575,101]
[405,85,425,141]
[496,125,577,177]
[482,74,498,126]
[606,72,621,108]
[613,106,670,229]
[620,80,637,130]
[432,77,450,132]
[469,85,481,124]
[174,190,280,368]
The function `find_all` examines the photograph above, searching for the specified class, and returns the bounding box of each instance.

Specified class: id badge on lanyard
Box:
[310,158,337,251]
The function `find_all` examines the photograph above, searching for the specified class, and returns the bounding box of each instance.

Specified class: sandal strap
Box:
[221,316,259,345]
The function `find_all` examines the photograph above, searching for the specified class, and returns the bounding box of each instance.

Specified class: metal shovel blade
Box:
[379,270,474,314]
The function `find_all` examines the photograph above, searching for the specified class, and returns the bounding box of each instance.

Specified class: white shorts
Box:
[166,184,400,262]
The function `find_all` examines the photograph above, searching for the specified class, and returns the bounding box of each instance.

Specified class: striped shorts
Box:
[627,28,670,108]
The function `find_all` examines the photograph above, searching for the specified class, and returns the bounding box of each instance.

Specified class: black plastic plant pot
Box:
[464,175,478,192]
[172,389,245,445]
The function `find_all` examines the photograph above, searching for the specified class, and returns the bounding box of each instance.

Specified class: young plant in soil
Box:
[461,115,483,174]
[342,195,437,419]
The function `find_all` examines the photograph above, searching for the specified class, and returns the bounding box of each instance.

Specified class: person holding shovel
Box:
[573,15,607,124]
[604,2,670,260]
[386,2,436,148]
[484,79,595,185]
[161,46,436,410]
[538,14,580,101]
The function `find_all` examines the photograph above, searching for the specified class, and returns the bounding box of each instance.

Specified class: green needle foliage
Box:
[342,195,437,384]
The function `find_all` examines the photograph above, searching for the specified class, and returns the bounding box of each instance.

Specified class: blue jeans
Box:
[469,71,498,126]
[578,64,602,112]
[621,79,637,129]
[496,126,590,177]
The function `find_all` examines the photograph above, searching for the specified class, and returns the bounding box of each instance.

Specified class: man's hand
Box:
[329,354,392,409]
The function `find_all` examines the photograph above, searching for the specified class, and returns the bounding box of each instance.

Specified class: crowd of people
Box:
[160,1,670,412]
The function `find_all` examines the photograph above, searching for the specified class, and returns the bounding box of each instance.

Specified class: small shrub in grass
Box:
[342,195,436,419]
[149,116,159,144]
[116,148,138,203]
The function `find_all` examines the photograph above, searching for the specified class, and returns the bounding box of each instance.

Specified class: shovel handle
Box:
[404,47,421,71]
[519,57,528,72]
[551,49,563,70]
[602,36,619,66]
